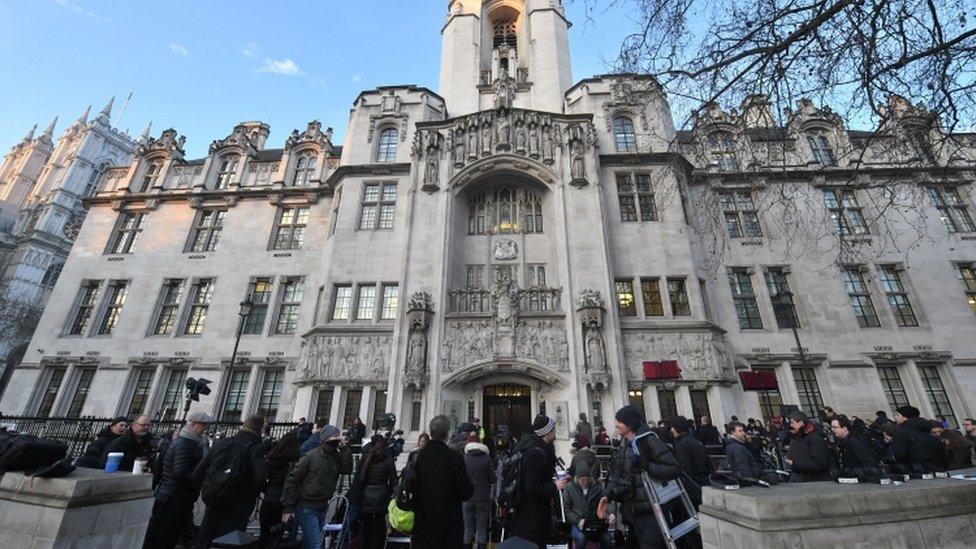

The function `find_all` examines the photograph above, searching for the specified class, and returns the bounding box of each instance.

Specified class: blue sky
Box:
[0,0,640,158]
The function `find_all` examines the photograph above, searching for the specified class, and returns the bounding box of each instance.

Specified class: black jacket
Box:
[348,423,366,445]
[835,435,879,472]
[510,434,559,546]
[264,449,301,504]
[412,439,474,549]
[359,448,398,514]
[99,428,153,472]
[605,426,680,520]
[75,427,120,469]
[724,437,763,480]
[695,424,721,446]
[193,430,268,498]
[674,432,711,486]
[787,428,833,482]
[156,433,205,501]
[463,442,495,503]
[888,417,946,472]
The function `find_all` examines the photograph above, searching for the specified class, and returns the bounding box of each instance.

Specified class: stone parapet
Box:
[0,468,153,548]
[700,469,976,548]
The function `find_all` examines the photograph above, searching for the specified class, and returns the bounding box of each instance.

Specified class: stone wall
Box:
[0,468,153,548]
[700,471,976,548]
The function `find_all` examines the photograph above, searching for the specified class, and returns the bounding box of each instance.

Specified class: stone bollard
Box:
[0,467,154,548]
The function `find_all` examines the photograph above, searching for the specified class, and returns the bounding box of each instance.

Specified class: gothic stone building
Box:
[3,0,975,447]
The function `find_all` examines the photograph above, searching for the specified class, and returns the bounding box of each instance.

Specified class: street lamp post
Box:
[772,290,806,369]
[221,298,253,420]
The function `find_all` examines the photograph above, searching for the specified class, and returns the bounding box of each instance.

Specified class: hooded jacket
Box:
[605,425,680,519]
[463,441,495,502]
[281,441,353,512]
[888,417,946,472]
[99,428,153,472]
[75,426,120,469]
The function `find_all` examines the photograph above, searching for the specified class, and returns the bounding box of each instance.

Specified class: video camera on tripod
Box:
[179,377,212,424]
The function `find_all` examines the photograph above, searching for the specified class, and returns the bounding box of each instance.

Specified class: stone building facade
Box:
[0,100,137,384]
[2,0,975,447]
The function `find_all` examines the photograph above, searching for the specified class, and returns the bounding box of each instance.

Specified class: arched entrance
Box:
[483,382,532,439]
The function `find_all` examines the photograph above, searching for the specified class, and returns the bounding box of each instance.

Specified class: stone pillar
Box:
[359,386,375,430]
[329,385,344,427]
[0,468,153,548]
[675,385,694,418]
[292,385,314,421]
[642,385,660,423]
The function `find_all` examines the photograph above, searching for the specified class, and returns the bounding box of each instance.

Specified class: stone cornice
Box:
[323,163,412,188]
[690,164,975,186]
[84,184,336,209]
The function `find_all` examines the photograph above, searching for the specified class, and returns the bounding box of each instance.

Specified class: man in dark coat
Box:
[193,415,269,549]
[725,422,764,479]
[347,417,367,446]
[99,415,153,472]
[601,405,680,549]
[785,410,833,482]
[695,415,721,446]
[888,405,946,472]
[670,416,711,487]
[75,417,127,469]
[830,415,879,473]
[412,415,475,549]
[143,411,213,549]
[510,415,569,546]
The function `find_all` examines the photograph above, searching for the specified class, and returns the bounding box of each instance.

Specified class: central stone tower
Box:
[440,0,574,116]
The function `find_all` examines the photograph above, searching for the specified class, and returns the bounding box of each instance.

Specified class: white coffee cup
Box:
[132,458,148,475]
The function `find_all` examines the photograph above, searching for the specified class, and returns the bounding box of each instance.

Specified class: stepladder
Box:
[639,471,700,549]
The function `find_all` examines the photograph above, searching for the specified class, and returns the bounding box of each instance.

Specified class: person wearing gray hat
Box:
[143,411,213,548]
[281,424,352,549]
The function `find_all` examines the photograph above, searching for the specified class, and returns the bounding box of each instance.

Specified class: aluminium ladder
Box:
[639,471,700,549]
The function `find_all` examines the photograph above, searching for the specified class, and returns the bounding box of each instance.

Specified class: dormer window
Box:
[707,132,738,172]
[613,116,638,153]
[215,155,239,189]
[806,133,837,166]
[139,161,163,192]
[377,128,398,163]
[294,152,317,186]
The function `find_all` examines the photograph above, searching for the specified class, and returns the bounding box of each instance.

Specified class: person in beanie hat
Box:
[888,405,946,472]
[75,416,128,469]
[509,414,569,546]
[599,406,679,548]
[785,410,832,482]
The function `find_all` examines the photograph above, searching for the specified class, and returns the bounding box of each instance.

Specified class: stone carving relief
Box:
[136,128,186,161]
[368,90,410,143]
[285,120,335,152]
[297,335,392,383]
[441,318,569,374]
[492,239,518,261]
[422,131,442,193]
[577,290,610,389]
[621,332,736,382]
[404,292,435,389]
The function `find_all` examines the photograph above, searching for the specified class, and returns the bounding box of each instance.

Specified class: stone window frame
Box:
[875,264,919,327]
[380,283,399,321]
[138,160,164,193]
[640,277,665,317]
[63,279,103,337]
[954,262,976,317]
[615,278,637,317]
[359,181,397,231]
[823,188,869,236]
[376,127,399,163]
[790,363,824,416]
[292,150,318,186]
[273,276,305,334]
[121,366,158,418]
[667,277,692,317]
[270,205,310,250]
[148,279,187,337]
[612,115,639,153]
[32,365,68,417]
[63,366,97,419]
[214,154,240,190]
[876,364,911,414]
[706,130,739,172]
[330,284,354,321]
[355,283,379,322]
[105,211,147,255]
[185,209,227,253]
[157,367,188,420]
[92,279,130,337]
[928,185,976,234]
[255,367,286,420]
[805,132,837,167]
[615,172,657,223]
[728,267,763,330]
[840,265,882,328]
[763,266,799,329]
[916,362,959,428]
[719,189,763,238]
[219,368,252,423]
[242,276,276,336]
[179,277,217,336]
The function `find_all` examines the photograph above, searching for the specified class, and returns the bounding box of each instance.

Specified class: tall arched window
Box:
[377,128,398,162]
[139,161,163,192]
[707,132,739,172]
[215,155,239,189]
[613,116,638,152]
[293,152,317,185]
[806,132,837,166]
[467,185,544,235]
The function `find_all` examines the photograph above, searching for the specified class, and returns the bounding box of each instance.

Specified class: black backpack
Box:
[496,446,541,510]
[393,458,418,511]
[201,439,254,507]
[0,432,67,475]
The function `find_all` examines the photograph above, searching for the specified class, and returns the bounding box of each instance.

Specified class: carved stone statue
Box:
[529,123,540,157]
[515,122,527,153]
[468,120,479,159]
[481,118,493,155]
[570,139,587,186]
[497,113,511,149]
[494,67,516,110]
[423,132,440,191]
[452,127,466,166]
[542,124,555,163]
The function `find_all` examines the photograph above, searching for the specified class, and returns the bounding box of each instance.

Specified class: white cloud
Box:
[352,74,363,83]
[258,58,302,76]
[242,42,258,58]
[169,42,191,58]
[50,0,109,22]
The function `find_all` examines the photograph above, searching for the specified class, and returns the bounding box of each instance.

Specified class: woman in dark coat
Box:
[259,431,302,545]
[75,417,127,469]
[941,429,976,470]
[357,436,397,549]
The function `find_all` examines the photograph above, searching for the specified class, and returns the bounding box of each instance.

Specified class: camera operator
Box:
[599,405,680,549]
[830,415,879,474]
[785,411,832,482]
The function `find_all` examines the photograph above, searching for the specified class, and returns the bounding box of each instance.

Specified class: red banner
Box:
[738,370,779,391]
[642,360,682,380]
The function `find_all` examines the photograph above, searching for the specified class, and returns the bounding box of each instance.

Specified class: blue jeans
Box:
[571,525,613,549]
[294,505,328,549]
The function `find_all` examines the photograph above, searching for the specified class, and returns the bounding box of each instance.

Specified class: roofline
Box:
[353,85,445,106]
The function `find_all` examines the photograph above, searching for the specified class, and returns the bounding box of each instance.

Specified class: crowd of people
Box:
[62,402,976,549]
